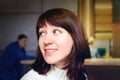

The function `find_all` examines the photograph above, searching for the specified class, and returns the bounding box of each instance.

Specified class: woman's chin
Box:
[45,59,56,64]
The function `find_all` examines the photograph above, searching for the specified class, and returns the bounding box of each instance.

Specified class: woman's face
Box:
[39,22,73,68]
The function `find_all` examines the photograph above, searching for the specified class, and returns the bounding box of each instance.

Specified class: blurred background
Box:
[1,0,120,80]
[0,0,120,58]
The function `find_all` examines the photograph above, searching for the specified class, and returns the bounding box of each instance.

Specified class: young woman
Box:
[21,8,89,80]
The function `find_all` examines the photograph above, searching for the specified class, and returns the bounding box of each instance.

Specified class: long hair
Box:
[32,8,89,80]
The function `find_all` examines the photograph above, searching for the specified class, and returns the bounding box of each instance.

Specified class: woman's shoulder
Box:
[20,69,45,80]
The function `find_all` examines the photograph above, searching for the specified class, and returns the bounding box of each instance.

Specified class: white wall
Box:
[93,39,111,53]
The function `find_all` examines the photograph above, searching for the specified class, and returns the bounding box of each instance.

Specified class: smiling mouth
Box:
[44,49,57,56]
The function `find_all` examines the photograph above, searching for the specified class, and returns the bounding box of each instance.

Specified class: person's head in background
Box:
[17,34,28,49]
[33,8,89,80]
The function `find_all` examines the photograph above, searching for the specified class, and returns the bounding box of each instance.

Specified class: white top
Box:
[21,67,69,80]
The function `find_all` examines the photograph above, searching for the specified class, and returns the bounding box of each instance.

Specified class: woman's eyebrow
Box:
[39,27,44,30]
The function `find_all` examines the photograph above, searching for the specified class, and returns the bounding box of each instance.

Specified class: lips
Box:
[44,49,57,56]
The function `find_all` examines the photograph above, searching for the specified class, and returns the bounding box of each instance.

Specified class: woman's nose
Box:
[43,34,53,45]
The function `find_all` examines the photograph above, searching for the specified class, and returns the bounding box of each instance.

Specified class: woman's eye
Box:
[39,32,45,37]
[54,30,62,35]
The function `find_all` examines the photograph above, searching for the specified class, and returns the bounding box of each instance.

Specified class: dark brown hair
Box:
[17,34,27,40]
[32,8,89,80]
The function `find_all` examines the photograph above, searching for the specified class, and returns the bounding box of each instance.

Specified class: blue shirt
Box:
[0,41,36,80]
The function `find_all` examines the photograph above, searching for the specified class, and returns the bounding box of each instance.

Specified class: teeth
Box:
[45,50,56,52]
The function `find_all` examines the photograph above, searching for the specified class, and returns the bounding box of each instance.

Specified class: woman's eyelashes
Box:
[39,31,45,37]
[39,29,62,37]
[53,29,62,35]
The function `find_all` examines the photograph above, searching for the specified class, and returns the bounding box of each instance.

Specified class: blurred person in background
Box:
[0,34,36,80]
